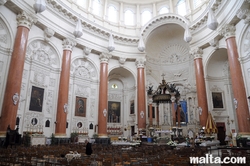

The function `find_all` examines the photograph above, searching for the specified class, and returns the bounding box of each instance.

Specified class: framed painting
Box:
[29,86,44,112]
[212,92,224,110]
[108,101,121,123]
[75,96,86,117]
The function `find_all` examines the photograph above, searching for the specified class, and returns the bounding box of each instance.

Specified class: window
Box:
[76,0,87,8]
[130,101,134,114]
[193,0,203,9]
[108,5,117,23]
[124,10,134,26]
[159,6,169,14]
[111,84,118,89]
[177,0,187,16]
[92,0,101,15]
[141,10,152,26]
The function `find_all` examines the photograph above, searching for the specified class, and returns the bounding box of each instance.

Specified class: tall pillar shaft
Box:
[98,53,111,137]
[220,25,250,134]
[177,105,181,127]
[148,99,153,126]
[55,39,75,137]
[136,59,146,130]
[192,48,208,127]
[0,12,34,134]
[171,95,176,126]
[156,104,159,127]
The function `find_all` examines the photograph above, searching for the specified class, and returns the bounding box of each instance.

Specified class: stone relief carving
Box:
[0,22,7,46]
[108,93,122,101]
[147,44,189,65]
[71,59,98,80]
[49,78,55,87]
[222,61,230,77]
[91,89,96,96]
[46,90,53,114]
[243,28,250,54]
[27,40,59,68]
[34,72,46,86]
[75,85,89,98]
[210,85,222,92]
[90,99,95,118]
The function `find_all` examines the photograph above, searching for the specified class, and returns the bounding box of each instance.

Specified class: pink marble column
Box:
[220,24,250,134]
[148,99,153,126]
[0,12,35,135]
[171,94,176,127]
[97,53,111,137]
[156,104,159,127]
[191,48,208,127]
[55,39,76,137]
[136,59,146,130]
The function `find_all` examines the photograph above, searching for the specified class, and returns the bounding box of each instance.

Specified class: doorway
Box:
[216,122,226,145]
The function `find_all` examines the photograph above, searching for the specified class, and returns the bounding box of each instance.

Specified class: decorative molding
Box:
[71,58,98,80]
[44,27,55,42]
[108,93,122,101]
[27,40,60,68]
[146,44,189,65]
[16,11,37,30]
[190,47,203,59]
[99,53,112,63]
[75,85,90,98]
[46,0,138,44]
[62,38,76,51]
[135,58,146,68]
[210,85,222,92]
[219,24,236,39]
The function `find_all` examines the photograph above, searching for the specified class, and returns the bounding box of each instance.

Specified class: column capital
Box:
[148,98,153,104]
[135,58,146,68]
[99,53,112,63]
[219,24,236,39]
[16,11,37,30]
[62,38,76,51]
[190,47,203,59]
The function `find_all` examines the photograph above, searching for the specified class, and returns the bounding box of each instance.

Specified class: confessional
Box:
[3,125,21,148]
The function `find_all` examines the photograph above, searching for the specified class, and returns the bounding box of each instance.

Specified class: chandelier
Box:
[148,77,180,104]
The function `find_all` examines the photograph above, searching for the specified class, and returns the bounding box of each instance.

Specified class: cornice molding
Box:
[46,0,139,44]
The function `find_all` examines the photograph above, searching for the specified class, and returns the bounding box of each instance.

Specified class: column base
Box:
[54,133,67,138]
[0,131,6,137]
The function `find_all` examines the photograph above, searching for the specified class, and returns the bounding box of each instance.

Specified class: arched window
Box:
[141,10,152,26]
[124,10,134,26]
[108,5,117,23]
[159,6,169,14]
[92,0,101,15]
[193,0,203,9]
[177,0,187,16]
[76,0,87,8]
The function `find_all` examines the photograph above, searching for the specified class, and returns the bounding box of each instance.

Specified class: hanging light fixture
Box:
[184,25,192,43]
[138,35,145,52]
[73,19,83,38]
[33,0,46,14]
[207,8,218,30]
[0,0,7,6]
[107,32,115,52]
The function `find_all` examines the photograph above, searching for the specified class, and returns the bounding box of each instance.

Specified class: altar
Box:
[30,134,46,146]
[77,135,89,143]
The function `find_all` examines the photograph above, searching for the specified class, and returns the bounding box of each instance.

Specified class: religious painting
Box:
[212,92,224,109]
[130,100,134,114]
[108,101,121,123]
[75,96,86,117]
[29,86,44,112]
